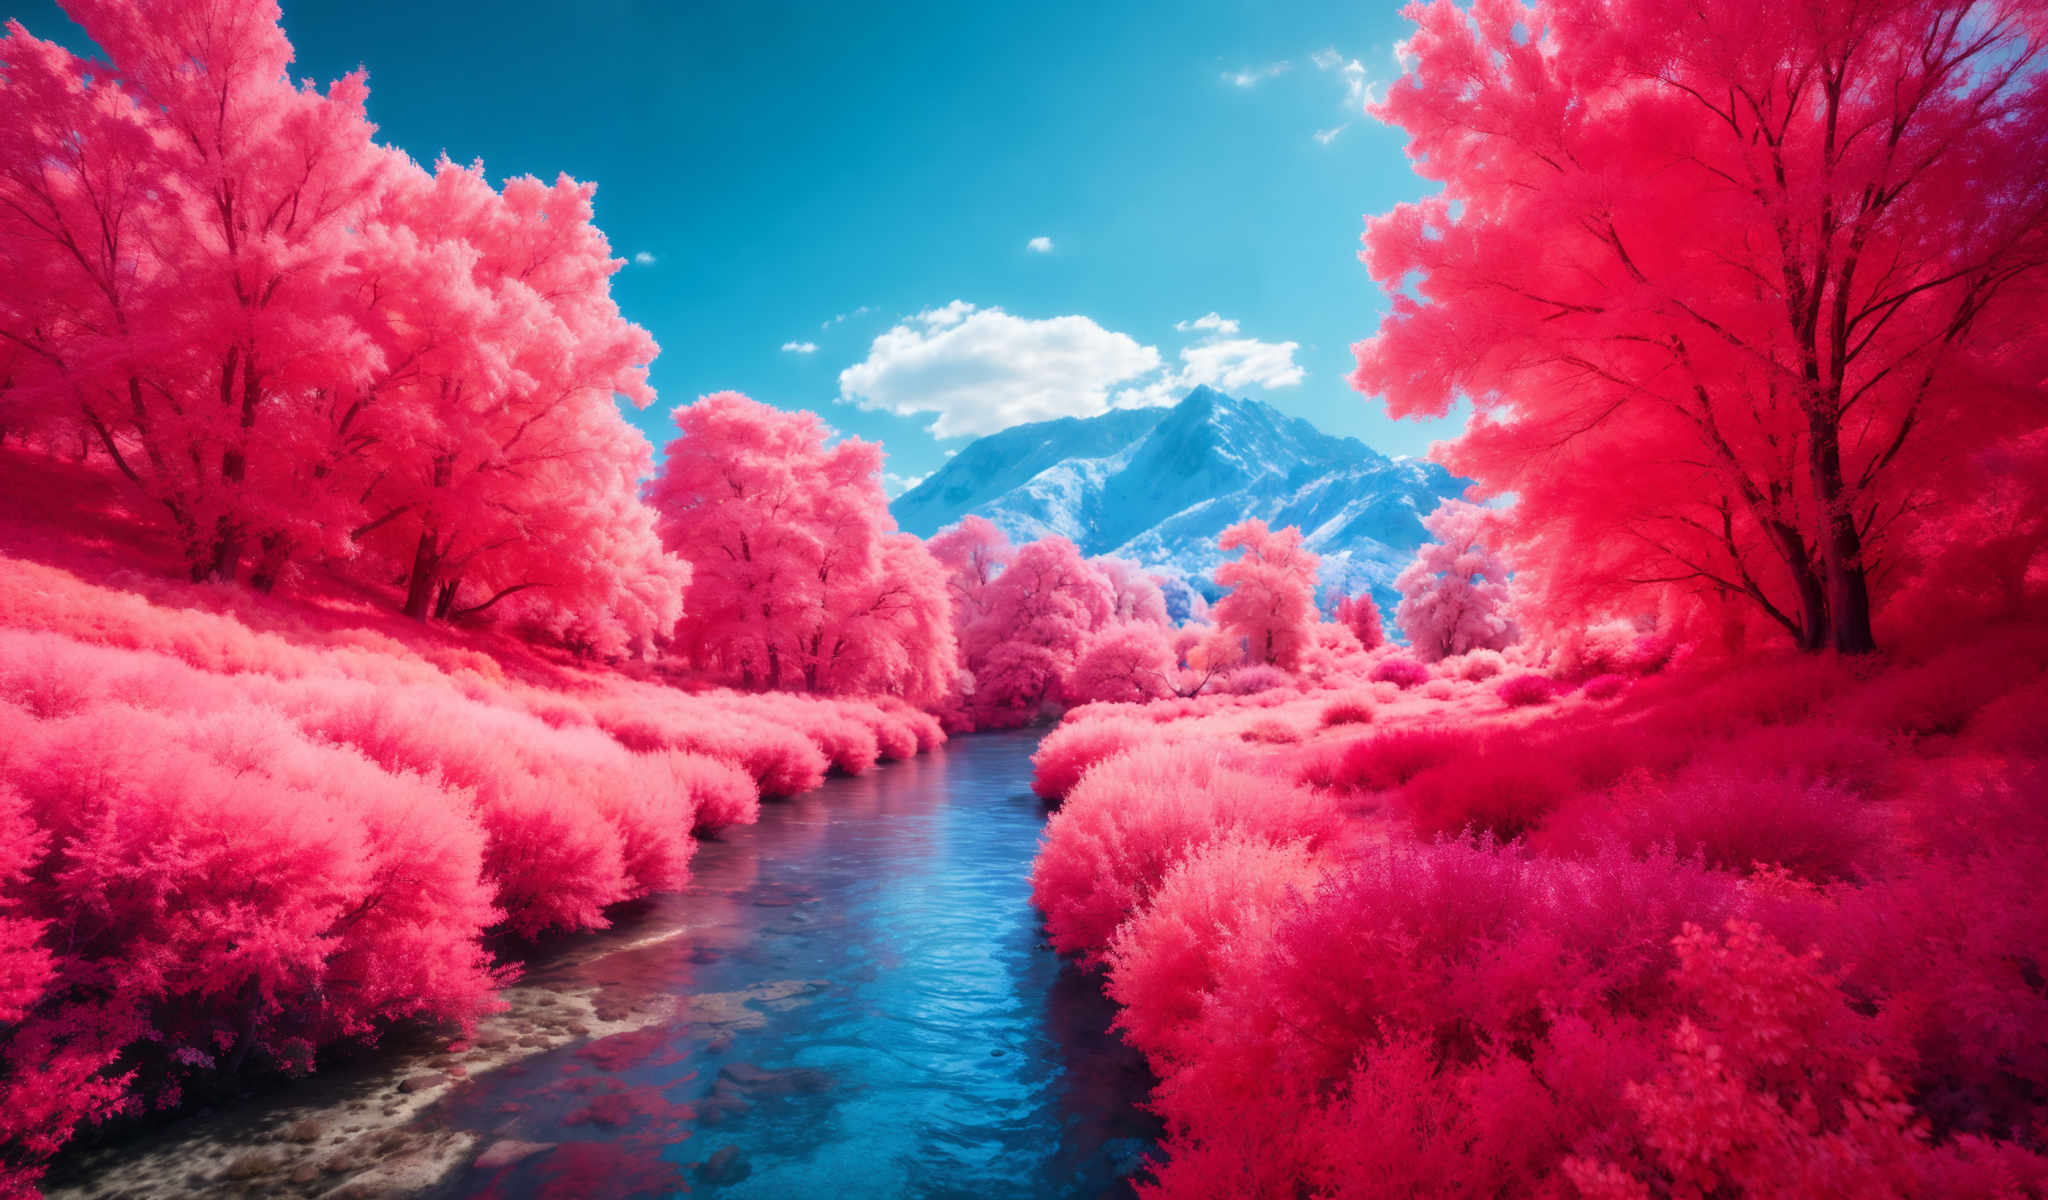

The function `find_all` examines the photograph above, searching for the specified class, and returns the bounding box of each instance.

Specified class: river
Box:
[46,727,1161,1200]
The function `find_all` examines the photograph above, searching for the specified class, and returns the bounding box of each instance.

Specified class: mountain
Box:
[891,386,1469,607]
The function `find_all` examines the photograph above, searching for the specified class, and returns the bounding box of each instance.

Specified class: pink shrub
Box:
[1319,694,1376,727]
[1238,717,1302,745]
[1106,836,1324,1069]
[1370,655,1430,689]
[1030,717,1162,802]
[1030,744,1341,965]
[1446,648,1508,681]
[1220,663,1294,695]
[650,750,760,834]
[1399,746,1577,838]
[1328,726,1483,793]
[1496,671,1555,707]
[1582,672,1629,700]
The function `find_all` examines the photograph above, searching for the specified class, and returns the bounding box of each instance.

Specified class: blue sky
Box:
[11,0,1463,492]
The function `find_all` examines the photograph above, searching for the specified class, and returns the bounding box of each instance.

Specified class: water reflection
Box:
[430,728,1160,1199]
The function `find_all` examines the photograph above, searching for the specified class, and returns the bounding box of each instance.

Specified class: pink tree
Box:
[347,161,676,637]
[1094,557,1171,627]
[1212,519,1320,670]
[0,0,390,583]
[1352,0,2048,654]
[1394,501,1518,662]
[1067,622,1177,705]
[646,391,952,700]
[958,537,1115,720]
[927,515,1014,634]
[1332,591,1386,651]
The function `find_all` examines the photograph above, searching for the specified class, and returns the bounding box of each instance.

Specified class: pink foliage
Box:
[1331,591,1386,651]
[0,1,681,643]
[1066,622,1176,706]
[1394,501,1518,662]
[1369,655,1430,689]
[1496,672,1556,707]
[646,392,955,703]
[1212,520,1320,670]
[1030,743,1341,965]
[1030,716,1164,802]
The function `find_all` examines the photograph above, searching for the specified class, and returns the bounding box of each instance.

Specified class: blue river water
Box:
[434,727,1161,1199]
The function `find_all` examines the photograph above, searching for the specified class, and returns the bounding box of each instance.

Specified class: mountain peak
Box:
[892,388,1467,602]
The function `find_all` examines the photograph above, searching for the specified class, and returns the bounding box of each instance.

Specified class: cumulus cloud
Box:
[1026,235,1054,253]
[1223,61,1290,88]
[838,303,1164,439]
[1175,312,1241,336]
[1118,315,1305,409]
[632,250,658,265]
[781,341,819,355]
[839,304,1304,439]
[1180,335,1305,392]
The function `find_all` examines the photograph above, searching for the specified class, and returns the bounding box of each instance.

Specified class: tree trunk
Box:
[249,532,292,593]
[199,517,243,583]
[1807,414,1877,654]
[433,577,461,620]
[1763,520,1829,653]
[403,532,440,619]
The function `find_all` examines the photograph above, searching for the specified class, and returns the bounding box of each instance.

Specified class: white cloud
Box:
[1222,61,1290,88]
[1179,336,1305,392]
[1118,315,1305,408]
[839,304,1305,440]
[1313,47,1377,113]
[1026,235,1054,254]
[1314,124,1349,145]
[820,305,874,330]
[883,470,931,498]
[1174,312,1241,336]
[838,302,1164,439]
[781,340,819,355]
[632,250,658,265]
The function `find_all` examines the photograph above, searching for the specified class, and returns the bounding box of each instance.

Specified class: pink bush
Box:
[1327,726,1483,793]
[1030,716,1162,802]
[1219,663,1294,695]
[1030,744,1342,964]
[1106,835,1324,1068]
[1582,672,1629,700]
[1399,745,1577,838]
[1319,694,1376,727]
[1370,655,1431,689]
[1496,671,1556,707]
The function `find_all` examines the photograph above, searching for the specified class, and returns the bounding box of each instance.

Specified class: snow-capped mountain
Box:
[891,385,1469,607]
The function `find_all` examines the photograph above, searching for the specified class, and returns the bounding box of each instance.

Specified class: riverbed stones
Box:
[396,1074,447,1095]
[696,1145,751,1186]
[473,1139,554,1170]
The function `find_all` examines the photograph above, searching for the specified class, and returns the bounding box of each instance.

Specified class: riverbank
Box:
[42,730,1160,1199]
[0,450,947,1192]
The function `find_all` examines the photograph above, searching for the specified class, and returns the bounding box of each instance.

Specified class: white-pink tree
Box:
[1394,501,1518,662]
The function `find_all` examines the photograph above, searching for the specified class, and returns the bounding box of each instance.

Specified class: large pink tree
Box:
[1212,519,1320,670]
[955,536,1116,721]
[0,0,388,582]
[646,392,953,701]
[1353,0,2048,654]
[346,160,677,641]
